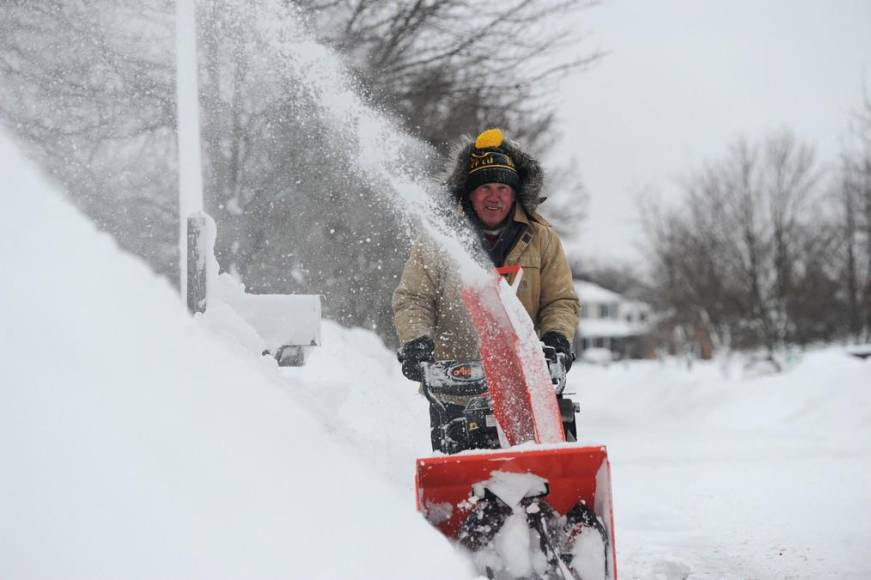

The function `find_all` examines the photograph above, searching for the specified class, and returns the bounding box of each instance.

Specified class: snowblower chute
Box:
[413,273,618,579]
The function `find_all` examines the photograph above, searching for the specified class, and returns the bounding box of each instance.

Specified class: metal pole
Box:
[186,214,208,314]
[176,0,205,303]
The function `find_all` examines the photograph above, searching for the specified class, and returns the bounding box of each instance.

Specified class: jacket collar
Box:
[512,204,550,227]
[512,204,530,224]
[503,206,535,265]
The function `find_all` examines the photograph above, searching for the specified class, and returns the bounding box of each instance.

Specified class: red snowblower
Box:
[413,269,617,580]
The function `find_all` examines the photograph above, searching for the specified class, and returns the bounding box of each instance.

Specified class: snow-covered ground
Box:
[2,131,870,579]
[578,356,871,579]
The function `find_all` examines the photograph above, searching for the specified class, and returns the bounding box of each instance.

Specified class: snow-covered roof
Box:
[579,318,642,338]
[574,280,623,304]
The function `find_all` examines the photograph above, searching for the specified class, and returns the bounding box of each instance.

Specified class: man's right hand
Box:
[398,336,435,382]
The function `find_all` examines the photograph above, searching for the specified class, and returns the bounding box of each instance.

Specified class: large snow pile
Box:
[0,132,470,578]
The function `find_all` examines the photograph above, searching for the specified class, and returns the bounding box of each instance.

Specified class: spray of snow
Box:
[195,0,552,462]
[216,0,486,281]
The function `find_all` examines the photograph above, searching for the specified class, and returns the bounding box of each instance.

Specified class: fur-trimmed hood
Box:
[444,131,546,214]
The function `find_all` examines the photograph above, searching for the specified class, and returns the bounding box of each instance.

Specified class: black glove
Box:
[398,336,435,382]
[541,332,574,372]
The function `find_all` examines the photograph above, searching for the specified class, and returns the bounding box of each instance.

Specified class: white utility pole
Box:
[175,0,205,302]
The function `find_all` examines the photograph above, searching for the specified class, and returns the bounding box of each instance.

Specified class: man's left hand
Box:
[541,332,574,372]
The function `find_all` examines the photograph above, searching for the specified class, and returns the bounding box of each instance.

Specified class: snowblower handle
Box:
[542,345,568,394]
[420,356,567,409]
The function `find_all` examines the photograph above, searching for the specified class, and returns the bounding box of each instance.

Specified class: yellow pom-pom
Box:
[475,128,504,149]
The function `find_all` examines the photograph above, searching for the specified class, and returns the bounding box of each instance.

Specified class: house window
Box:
[580,304,589,319]
[593,337,605,348]
[599,303,618,319]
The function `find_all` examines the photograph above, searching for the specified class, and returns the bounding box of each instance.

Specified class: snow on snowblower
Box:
[413,268,617,580]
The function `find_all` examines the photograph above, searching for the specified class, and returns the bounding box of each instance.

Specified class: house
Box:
[573,280,654,360]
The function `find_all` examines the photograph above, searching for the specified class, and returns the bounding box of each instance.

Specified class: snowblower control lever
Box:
[419,352,576,454]
[542,344,568,395]
[420,353,567,408]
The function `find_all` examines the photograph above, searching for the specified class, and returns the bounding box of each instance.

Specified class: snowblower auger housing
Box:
[415,444,614,539]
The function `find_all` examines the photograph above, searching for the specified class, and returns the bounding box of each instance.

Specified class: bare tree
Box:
[835,92,871,341]
[642,131,829,357]
[726,134,822,351]
[295,0,601,148]
[0,1,178,278]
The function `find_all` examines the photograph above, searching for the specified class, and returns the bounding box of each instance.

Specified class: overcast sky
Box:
[553,0,871,264]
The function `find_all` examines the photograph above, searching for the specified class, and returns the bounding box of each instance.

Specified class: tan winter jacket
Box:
[393,205,580,361]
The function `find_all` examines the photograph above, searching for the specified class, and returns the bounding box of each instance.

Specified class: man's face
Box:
[469,182,515,229]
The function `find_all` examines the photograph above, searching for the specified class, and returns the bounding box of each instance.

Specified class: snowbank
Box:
[575,350,871,437]
[573,352,871,579]
[0,132,471,579]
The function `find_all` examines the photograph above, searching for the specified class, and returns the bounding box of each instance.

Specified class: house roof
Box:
[579,318,642,338]
[573,280,623,304]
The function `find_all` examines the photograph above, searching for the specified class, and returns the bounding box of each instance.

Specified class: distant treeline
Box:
[580,115,871,354]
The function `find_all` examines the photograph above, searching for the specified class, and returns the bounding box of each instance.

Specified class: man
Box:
[393,128,580,450]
